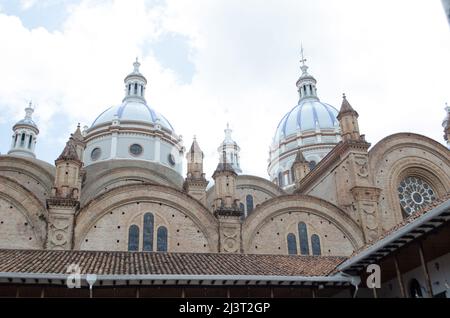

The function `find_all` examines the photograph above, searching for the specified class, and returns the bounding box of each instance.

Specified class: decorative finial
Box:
[24,101,35,119]
[343,93,347,99]
[299,44,309,74]
[133,57,141,73]
[193,135,197,141]
[77,123,81,128]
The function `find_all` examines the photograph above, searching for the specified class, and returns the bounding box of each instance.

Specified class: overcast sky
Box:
[0,0,448,180]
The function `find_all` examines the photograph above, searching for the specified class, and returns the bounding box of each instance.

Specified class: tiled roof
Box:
[350,194,450,258]
[0,250,346,277]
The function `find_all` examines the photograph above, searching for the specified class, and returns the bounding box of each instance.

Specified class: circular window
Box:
[129,144,143,156]
[398,176,436,215]
[168,154,176,166]
[91,148,101,161]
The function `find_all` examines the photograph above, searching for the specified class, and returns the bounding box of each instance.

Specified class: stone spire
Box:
[8,102,39,158]
[46,126,85,250]
[183,136,209,205]
[217,123,242,174]
[212,150,240,213]
[292,150,310,189]
[296,46,319,102]
[70,123,86,161]
[337,94,361,142]
[443,102,450,149]
[212,150,242,254]
[57,140,80,162]
[123,58,148,103]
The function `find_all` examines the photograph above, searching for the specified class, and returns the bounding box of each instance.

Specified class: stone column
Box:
[351,186,382,242]
[216,211,242,253]
[46,199,78,250]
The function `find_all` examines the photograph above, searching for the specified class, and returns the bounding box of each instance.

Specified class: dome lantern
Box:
[123,58,147,103]
[296,46,319,102]
[8,102,39,158]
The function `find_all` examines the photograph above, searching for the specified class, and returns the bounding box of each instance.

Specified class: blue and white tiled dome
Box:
[91,101,174,132]
[83,59,184,175]
[273,99,339,143]
[268,55,341,190]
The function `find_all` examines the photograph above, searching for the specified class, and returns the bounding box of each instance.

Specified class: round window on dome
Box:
[168,154,176,166]
[129,144,143,157]
[91,148,101,161]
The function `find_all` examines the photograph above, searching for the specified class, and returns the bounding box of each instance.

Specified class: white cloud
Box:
[0,0,449,180]
[20,0,38,10]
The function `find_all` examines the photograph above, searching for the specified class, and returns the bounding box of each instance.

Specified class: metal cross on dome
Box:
[300,45,307,66]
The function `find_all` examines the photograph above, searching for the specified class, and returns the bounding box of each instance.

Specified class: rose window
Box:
[398,176,436,215]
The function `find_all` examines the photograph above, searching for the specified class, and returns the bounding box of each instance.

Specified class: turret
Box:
[217,124,242,174]
[212,151,240,213]
[337,94,361,142]
[292,150,310,189]
[183,137,209,205]
[212,152,242,253]
[52,134,83,200]
[46,126,84,250]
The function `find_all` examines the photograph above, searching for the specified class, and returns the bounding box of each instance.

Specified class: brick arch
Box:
[81,161,184,206]
[0,175,48,248]
[369,133,450,227]
[0,156,55,204]
[242,194,365,253]
[74,183,218,251]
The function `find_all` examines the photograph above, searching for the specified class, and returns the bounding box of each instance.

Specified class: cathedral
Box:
[0,55,449,299]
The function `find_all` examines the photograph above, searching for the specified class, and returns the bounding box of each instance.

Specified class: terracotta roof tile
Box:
[0,250,346,277]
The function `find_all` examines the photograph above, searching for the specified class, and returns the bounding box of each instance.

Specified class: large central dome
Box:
[273,99,339,142]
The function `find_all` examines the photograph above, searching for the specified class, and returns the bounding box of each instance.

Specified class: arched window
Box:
[298,222,310,255]
[28,135,33,149]
[143,213,154,251]
[246,195,254,215]
[128,225,140,252]
[128,84,131,95]
[284,171,290,185]
[287,233,297,255]
[291,165,296,182]
[278,172,283,187]
[311,234,321,256]
[20,133,25,147]
[14,134,18,147]
[409,279,423,298]
[156,226,168,252]
[134,83,138,94]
